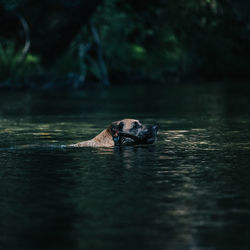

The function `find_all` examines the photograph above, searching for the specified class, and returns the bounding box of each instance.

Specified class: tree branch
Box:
[16,13,30,65]
[89,18,110,87]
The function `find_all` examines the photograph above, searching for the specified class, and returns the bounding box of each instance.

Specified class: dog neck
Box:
[92,127,114,147]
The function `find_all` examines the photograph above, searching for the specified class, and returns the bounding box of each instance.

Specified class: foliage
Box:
[74,0,250,81]
[93,0,186,80]
[0,0,250,85]
[0,39,40,81]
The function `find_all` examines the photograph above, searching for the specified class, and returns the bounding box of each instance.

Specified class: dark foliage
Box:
[0,0,250,87]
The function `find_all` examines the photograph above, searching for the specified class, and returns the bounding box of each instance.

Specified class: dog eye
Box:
[133,122,140,129]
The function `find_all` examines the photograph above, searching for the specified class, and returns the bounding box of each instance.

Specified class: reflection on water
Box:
[0,83,250,250]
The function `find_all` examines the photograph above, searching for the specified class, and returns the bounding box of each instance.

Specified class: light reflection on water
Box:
[0,83,250,250]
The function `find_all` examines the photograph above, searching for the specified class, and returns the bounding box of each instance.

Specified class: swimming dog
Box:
[70,119,158,147]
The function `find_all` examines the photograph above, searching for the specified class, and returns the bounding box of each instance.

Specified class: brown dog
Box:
[70,118,158,147]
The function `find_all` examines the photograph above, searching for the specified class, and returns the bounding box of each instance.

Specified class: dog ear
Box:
[118,121,124,131]
[109,122,118,135]
[110,122,120,145]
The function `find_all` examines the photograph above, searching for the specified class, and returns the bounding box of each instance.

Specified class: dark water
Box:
[0,83,250,250]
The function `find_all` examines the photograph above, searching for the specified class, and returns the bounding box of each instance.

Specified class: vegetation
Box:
[0,0,250,88]
[0,40,40,82]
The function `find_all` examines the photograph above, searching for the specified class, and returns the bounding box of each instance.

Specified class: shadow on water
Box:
[1,82,250,250]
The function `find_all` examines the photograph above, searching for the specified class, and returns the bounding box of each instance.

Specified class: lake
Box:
[0,82,250,250]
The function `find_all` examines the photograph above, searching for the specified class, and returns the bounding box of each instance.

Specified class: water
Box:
[0,83,250,250]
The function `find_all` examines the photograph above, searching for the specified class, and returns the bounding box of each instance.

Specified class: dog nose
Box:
[153,125,158,131]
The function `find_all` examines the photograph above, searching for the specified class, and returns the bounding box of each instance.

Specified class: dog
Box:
[70,119,158,147]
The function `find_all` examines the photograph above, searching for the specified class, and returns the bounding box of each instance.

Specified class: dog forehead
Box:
[120,119,139,129]
[111,119,140,129]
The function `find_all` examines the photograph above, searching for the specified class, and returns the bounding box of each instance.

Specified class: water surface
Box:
[0,83,250,250]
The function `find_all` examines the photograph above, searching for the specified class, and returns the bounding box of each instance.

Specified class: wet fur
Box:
[70,127,114,147]
[70,119,157,147]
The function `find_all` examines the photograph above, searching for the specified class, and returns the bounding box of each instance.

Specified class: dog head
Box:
[109,119,158,146]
